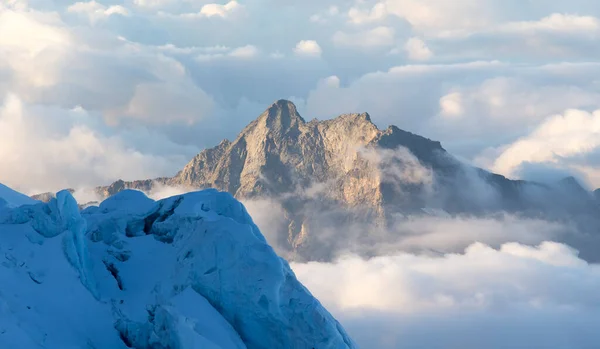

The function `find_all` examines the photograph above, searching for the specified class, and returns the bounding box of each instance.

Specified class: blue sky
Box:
[2,0,600,193]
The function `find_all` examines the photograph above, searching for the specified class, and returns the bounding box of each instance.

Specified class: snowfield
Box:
[0,186,356,349]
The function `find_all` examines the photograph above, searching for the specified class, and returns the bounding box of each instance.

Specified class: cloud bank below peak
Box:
[292,240,600,349]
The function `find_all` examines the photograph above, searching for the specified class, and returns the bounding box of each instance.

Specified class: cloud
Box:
[1,0,27,11]
[340,2,600,62]
[292,209,576,262]
[0,8,71,88]
[430,13,600,61]
[67,1,129,24]
[0,93,193,194]
[132,0,243,18]
[309,5,340,23]
[133,0,174,9]
[144,183,191,200]
[294,241,592,313]
[199,1,241,18]
[194,44,264,61]
[72,187,105,204]
[383,215,571,254]
[269,51,284,59]
[298,61,600,160]
[155,43,230,55]
[0,6,218,128]
[347,3,387,25]
[332,26,396,48]
[439,91,464,118]
[176,1,242,19]
[298,60,503,126]
[114,80,214,125]
[490,108,600,186]
[293,40,322,58]
[403,37,433,60]
[501,13,600,34]
[375,1,600,37]
[292,241,600,348]
[380,0,496,35]
[242,198,290,250]
[430,75,600,143]
[227,44,260,58]
[358,146,434,190]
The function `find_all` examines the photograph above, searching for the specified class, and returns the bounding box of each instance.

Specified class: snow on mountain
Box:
[0,183,38,208]
[0,186,356,349]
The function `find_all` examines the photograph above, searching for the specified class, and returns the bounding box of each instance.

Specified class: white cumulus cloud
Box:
[0,94,192,194]
[403,37,433,60]
[293,40,322,58]
[228,44,259,58]
[67,1,129,24]
[491,108,600,185]
[439,92,464,118]
[189,1,241,18]
[347,3,387,25]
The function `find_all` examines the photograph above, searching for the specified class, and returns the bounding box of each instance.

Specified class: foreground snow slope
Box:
[0,183,38,208]
[0,187,356,349]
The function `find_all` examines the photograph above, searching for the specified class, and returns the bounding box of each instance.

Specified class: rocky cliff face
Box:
[99,100,454,207]
[37,99,600,261]
[91,100,452,255]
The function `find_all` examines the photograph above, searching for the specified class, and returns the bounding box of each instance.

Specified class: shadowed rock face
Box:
[38,99,600,261]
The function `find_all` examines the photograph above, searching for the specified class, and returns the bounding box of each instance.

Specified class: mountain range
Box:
[33,100,600,262]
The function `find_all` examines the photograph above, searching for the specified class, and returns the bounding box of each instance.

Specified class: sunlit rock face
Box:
[75,100,600,262]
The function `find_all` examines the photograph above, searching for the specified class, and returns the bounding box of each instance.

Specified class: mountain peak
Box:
[262,99,305,123]
[556,176,589,194]
[362,112,372,123]
[250,99,306,136]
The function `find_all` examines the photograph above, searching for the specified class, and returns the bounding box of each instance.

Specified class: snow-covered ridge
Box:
[0,186,356,349]
[0,183,38,208]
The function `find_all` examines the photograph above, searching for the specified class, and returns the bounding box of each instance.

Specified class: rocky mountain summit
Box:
[99,100,441,203]
[34,100,600,261]
[93,100,469,256]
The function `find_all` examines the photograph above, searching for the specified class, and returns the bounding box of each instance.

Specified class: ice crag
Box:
[0,183,38,208]
[0,186,356,349]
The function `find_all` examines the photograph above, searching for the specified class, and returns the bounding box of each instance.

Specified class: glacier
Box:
[0,186,356,349]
